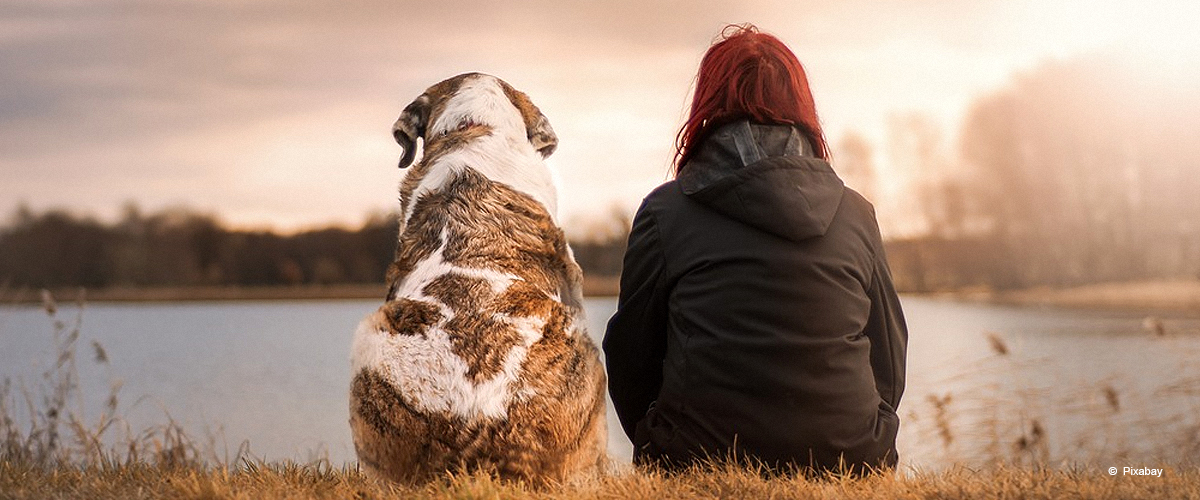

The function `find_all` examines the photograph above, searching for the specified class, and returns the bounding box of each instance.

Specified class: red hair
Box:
[674,24,828,173]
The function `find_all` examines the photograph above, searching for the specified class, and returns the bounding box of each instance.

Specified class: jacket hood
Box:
[677,120,845,241]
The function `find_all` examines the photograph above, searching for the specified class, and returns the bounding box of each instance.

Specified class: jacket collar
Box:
[676,120,844,241]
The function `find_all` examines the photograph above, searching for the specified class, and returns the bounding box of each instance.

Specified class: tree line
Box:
[0,205,396,288]
[0,203,629,291]
[4,53,1197,294]
[880,54,1200,291]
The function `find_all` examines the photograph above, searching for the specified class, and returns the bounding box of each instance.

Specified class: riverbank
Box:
[0,283,387,303]
[935,279,1200,315]
[1,460,1194,500]
[6,279,1199,313]
[0,276,623,304]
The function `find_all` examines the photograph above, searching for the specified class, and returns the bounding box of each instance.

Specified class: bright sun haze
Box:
[0,0,1196,238]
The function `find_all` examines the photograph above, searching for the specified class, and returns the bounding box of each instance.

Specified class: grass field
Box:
[4,290,1200,499]
[2,459,1198,500]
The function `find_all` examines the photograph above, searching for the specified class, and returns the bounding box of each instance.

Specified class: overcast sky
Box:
[2,0,1197,236]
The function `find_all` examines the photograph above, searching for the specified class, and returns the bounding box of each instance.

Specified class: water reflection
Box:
[1,296,1198,469]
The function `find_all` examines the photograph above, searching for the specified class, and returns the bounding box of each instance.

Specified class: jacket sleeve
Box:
[602,201,671,441]
[865,251,908,411]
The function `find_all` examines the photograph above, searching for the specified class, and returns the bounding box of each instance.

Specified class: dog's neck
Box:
[399,130,559,231]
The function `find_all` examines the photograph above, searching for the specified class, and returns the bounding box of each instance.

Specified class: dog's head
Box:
[392,73,558,169]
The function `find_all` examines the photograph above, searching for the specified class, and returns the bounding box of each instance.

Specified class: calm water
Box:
[2,296,1199,469]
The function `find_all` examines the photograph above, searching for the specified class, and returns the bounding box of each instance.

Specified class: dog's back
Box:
[349,73,607,484]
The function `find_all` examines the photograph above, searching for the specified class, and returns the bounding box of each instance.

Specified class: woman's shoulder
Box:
[839,186,877,219]
[832,186,887,251]
[639,180,687,211]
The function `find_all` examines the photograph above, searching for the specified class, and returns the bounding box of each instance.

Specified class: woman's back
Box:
[605,120,905,471]
[603,24,907,474]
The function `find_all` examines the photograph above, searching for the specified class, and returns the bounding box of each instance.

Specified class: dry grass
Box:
[3,460,1199,500]
[5,289,1200,499]
[0,290,236,470]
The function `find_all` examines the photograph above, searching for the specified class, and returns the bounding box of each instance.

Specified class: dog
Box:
[349,73,608,484]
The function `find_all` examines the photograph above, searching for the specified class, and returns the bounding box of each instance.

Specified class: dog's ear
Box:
[393,94,431,169]
[500,83,558,158]
[526,112,558,158]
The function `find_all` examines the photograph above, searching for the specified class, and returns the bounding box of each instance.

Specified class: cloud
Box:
[0,0,728,225]
[3,0,1193,231]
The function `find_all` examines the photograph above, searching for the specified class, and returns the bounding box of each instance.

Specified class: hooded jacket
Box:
[603,120,907,472]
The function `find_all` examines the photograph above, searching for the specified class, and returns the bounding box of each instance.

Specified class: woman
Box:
[603,25,907,474]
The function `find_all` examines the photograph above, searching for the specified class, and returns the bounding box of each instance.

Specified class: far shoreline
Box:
[5,278,1200,316]
[917,279,1200,317]
[0,276,624,304]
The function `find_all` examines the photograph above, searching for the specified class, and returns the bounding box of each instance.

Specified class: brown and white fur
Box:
[349,73,607,485]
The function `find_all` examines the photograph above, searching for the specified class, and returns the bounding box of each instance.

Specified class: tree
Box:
[958,54,1200,286]
[834,131,878,203]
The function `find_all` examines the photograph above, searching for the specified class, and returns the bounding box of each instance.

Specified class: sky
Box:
[2,0,1198,237]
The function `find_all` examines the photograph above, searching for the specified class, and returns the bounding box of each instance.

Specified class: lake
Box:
[2,296,1199,470]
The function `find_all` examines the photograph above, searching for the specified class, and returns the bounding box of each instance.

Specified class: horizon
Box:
[3,1,1198,238]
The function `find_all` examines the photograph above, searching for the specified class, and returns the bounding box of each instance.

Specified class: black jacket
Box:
[603,120,907,472]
